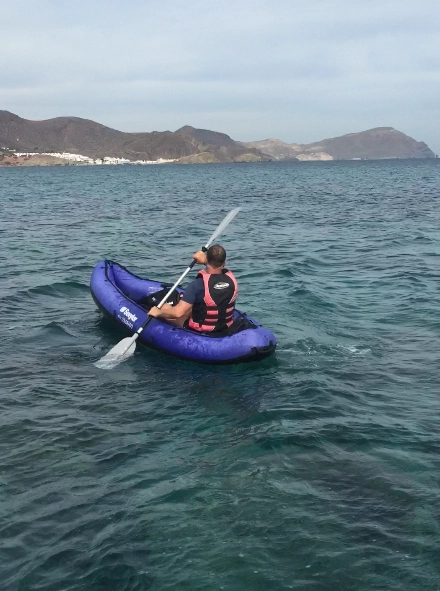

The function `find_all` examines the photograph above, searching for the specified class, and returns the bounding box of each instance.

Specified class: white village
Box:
[10,151,177,165]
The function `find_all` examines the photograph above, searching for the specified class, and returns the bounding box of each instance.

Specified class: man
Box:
[148,244,238,333]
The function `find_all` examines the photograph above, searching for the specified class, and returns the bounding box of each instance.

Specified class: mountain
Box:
[175,125,237,148]
[0,112,269,163]
[241,138,301,160]
[0,110,200,160]
[1,112,435,163]
[175,125,268,162]
[303,127,435,160]
[244,127,436,160]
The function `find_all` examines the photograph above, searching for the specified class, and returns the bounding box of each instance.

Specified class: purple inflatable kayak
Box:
[90,260,277,364]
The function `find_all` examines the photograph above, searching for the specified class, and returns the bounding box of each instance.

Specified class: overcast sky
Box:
[1,0,439,151]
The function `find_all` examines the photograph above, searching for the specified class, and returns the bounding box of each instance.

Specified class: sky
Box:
[1,0,439,151]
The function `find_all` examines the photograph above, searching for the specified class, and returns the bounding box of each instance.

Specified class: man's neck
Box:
[206,265,223,275]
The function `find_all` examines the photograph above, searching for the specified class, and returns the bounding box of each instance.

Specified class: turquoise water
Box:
[1,161,439,590]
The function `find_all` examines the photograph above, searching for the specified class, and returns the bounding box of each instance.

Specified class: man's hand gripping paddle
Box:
[94,208,240,369]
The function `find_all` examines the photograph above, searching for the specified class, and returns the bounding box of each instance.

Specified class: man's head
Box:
[206,244,226,269]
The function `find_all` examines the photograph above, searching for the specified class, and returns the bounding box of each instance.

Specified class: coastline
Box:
[0,152,176,167]
[1,151,438,167]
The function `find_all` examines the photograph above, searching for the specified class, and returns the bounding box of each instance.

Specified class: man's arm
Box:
[148,300,192,320]
[148,273,201,320]
[148,252,205,320]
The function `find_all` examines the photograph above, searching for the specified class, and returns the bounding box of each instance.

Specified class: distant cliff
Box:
[244,128,436,160]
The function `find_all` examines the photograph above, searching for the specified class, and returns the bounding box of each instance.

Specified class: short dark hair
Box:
[207,244,226,268]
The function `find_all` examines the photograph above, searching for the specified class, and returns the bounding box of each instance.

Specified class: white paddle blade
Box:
[205,207,240,248]
[94,337,137,369]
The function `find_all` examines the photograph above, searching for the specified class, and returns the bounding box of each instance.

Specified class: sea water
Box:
[1,161,439,590]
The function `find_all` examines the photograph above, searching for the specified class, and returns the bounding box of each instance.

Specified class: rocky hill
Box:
[245,128,435,160]
[0,111,268,163]
[240,138,301,160]
[175,125,269,162]
[0,111,201,160]
[175,125,237,148]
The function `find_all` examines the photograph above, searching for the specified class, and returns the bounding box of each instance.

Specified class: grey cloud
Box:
[0,0,439,151]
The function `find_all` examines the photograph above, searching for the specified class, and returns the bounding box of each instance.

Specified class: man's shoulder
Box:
[182,276,204,303]
[187,276,204,288]
[224,269,238,280]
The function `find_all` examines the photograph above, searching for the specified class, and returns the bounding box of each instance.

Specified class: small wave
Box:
[412,235,432,243]
[70,263,95,272]
[289,286,336,310]
[0,280,89,305]
[30,281,89,298]
[301,256,333,268]
[289,338,328,356]
[282,338,372,359]
[274,268,296,278]
[239,270,269,279]
[15,321,78,345]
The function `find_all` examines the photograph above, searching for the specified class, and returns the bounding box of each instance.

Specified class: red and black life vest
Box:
[188,269,238,333]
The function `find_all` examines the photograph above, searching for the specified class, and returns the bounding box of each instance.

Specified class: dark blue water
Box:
[1,161,439,590]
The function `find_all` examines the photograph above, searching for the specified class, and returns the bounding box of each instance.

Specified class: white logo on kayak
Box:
[119,306,138,322]
[213,282,229,290]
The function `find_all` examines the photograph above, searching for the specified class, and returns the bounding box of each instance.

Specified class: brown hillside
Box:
[175,125,237,148]
[0,111,201,160]
[0,112,270,162]
[175,125,269,161]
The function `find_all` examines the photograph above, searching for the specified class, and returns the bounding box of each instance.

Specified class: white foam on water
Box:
[338,344,371,355]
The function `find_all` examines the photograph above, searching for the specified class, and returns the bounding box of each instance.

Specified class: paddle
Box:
[94,207,241,369]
